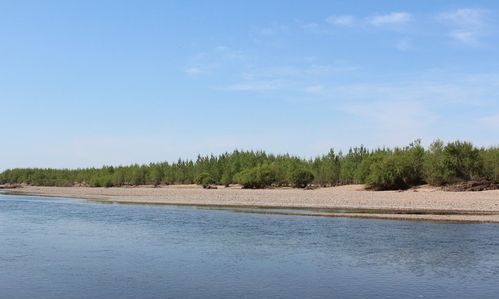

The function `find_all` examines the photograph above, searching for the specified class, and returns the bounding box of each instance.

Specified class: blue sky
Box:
[1,1,498,170]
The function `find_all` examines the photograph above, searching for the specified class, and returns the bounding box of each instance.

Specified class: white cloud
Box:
[437,8,485,28]
[366,12,412,26]
[437,8,487,44]
[450,30,477,44]
[325,12,412,30]
[326,15,356,27]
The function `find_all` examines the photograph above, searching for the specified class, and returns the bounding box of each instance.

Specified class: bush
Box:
[148,167,163,186]
[195,172,215,188]
[366,155,407,190]
[444,141,483,181]
[54,179,73,187]
[423,140,452,185]
[290,169,314,188]
[89,176,113,188]
[112,171,125,186]
[220,171,232,187]
[102,176,113,188]
[234,164,277,188]
[480,147,499,183]
[131,167,146,185]
[424,140,484,185]
[89,177,102,187]
[366,141,424,190]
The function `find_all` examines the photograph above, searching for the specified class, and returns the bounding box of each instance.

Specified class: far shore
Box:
[2,184,499,223]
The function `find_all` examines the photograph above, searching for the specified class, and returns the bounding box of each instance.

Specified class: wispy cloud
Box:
[326,12,411,28]
[437,8,486,28]
[326,15,356,27]
[219,62,358,93]
[220,81,283,92]
[366,12,412,26]
[184,46,253,76]
[437,8,488,44]
[330,73,499,106]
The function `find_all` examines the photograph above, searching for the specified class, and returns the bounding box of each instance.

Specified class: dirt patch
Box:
[0,184,22,189]
[444,180,499,192]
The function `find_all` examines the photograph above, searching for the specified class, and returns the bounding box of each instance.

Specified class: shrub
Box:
[290,169,314,188]
[195,172,215,188]
[102,176,113,188]
[89,177,102,187]
[54,179,73,187]
[366,141,424,190]
[366,155,407,190]
[444,141,483,181]
[423,140,451,185]
[220,172,232,187]
[339,146,369,184]
[148,167,163,186]
[112,171,125,186]
[424,140,484,185]
[480,147,499,182]
[234,164,277,188]
[131,167,146,185]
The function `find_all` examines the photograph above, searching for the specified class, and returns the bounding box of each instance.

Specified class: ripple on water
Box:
[1,194,499,299]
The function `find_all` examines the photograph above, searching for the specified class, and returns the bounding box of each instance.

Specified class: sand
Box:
[2,185,499,223]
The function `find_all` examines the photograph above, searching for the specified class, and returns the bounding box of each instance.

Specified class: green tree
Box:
[148,166,163,187]
[195,172,215,188]
[234,164,277,189]
[290,169,314,188]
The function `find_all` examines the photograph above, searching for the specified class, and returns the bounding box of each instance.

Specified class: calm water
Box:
[1,194,498,299]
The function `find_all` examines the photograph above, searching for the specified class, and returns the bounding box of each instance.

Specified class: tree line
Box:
[0,140,497,190]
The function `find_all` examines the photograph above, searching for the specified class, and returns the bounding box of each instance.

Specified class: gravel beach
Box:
[3,185,499,223]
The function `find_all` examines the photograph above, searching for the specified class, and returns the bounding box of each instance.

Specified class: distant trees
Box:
[481,147,499,183]
[423,140,490,186]
[195,172,215,188]
[148,166,163,187]
[0,140,497,190]
[234,164,277,189]
[365,140,425,190]
[311,149,340,186]
[290,169,314,188]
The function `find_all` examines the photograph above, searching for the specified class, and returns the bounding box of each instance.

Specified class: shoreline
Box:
[2,185,499,223]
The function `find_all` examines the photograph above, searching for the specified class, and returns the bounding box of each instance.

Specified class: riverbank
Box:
[2,185,499,223]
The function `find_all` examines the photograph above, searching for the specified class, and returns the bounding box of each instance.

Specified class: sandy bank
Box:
[2,185,499,223]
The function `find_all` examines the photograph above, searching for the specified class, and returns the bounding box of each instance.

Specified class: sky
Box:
[1,0,498,170]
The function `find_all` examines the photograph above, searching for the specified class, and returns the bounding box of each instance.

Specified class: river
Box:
[1,194,498,298]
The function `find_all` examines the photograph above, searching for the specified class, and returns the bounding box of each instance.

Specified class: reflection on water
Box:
[1,195,498,299]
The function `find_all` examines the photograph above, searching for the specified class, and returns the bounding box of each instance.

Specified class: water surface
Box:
[1,194,498,298]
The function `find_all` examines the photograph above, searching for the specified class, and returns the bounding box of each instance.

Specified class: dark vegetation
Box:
[0,140,497,190]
